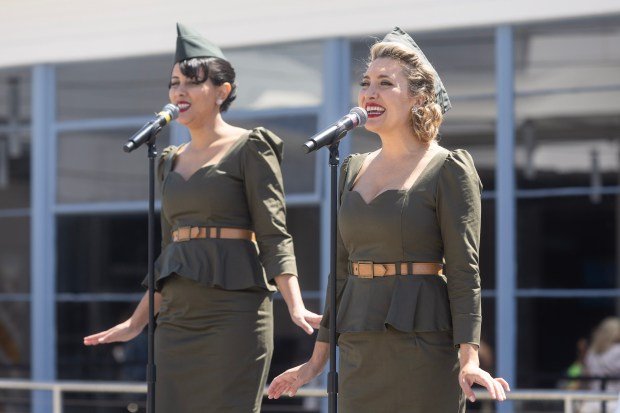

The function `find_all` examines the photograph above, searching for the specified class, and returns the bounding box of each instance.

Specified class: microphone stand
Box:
[327,136,343,413]
[146,138,157,413]
[123,125,162,413]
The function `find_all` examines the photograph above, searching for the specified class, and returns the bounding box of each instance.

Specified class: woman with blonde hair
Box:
[268,27,509,412]
[580,317,620,413]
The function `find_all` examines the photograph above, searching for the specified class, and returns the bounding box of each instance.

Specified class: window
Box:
[57,129,171,204]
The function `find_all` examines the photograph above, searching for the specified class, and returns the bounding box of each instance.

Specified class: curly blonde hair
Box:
[369,42,443,143]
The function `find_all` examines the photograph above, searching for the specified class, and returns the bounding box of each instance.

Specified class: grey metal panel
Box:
[495,25,517,413]
[31,64,57,412]
[318,38,351,413]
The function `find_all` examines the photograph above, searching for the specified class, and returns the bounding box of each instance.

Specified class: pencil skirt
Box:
[155,275,273,412]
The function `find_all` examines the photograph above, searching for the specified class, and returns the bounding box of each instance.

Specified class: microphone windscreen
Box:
[164,103,180,120]
[350,107,368,127]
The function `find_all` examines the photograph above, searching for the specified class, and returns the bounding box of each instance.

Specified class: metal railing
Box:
[0,379,618,413]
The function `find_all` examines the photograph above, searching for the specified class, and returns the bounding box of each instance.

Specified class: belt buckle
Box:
[357,261,374,279]
[175,226,192,242]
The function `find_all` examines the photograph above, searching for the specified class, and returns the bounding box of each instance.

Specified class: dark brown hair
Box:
[177,57,237,112]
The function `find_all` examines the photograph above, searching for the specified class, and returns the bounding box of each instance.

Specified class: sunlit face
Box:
[358,57,419,135]
[168,63,222,127]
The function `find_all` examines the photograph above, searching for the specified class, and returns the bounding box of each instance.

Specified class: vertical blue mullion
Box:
[495,25,516,413]
[31,64,56,412]
[318,38,351,413]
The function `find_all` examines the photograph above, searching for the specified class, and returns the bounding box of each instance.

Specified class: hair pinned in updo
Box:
[369,42,443,143]
[177,57,237,112]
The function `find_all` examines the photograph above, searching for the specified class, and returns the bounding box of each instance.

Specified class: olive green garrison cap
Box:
[175,22,226,63]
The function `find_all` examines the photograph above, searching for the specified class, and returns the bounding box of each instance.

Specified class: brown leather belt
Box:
[350,261,444,278]
[171,226,256,243]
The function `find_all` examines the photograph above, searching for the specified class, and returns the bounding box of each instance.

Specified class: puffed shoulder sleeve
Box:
[317,155,354,343]
[158,145,176,250]
[242,127,298,282]
[437,149,483,347]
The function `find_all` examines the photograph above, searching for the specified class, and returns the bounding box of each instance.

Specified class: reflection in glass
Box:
[227,41,323,110]
[515,17,620,188]
[0,302,30,413]
[58,300,147,409]
[0,301,29,378]
[0,69,31,209]
[480,200,496,290]
[517,298,619,389]
[57,214,159,294]
[57,55,173,121]
[518,196,617,289]
[516,121,620,189]
[0,218,30,293]
[287,206,320,292]
[58,301,145,381]
[515,17,620,114]
[480,298,496,374]
[57,42,323,119]
[235,115,318,194]
[57,129,170,203]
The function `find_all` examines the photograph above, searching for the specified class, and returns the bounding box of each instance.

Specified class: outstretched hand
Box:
[83,320,141,346]
[459,363,510,402]
[267,361,322,399]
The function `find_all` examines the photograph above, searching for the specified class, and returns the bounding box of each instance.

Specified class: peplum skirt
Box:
[155,274,273,412]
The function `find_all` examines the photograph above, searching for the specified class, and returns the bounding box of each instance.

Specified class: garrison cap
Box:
[175,23,226,63]
[381,27,451,114]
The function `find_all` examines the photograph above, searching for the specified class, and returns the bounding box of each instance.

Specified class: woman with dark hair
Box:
[84,23,320,413]
[268,27,509,412]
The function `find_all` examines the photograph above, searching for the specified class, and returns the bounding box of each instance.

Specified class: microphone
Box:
[302,107,367,153]
[123,104,180,153]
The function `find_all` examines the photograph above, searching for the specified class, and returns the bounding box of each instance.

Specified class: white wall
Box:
[3,0,619,68]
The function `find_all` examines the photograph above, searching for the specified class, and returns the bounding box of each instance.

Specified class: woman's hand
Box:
[267,360,324,399]
[289,305,322,335]
[459,362,510,402]
[84,292,158,346]
[274,273,323,334]
[458,343,510,402]
[83,319,142,346]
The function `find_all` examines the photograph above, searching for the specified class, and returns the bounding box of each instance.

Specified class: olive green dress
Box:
[317,148,482,413]
[148,127,297,412]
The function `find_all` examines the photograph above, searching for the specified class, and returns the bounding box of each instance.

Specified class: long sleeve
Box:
[317,155,354,343]
[242,128,297,283]
[436,149,483,347]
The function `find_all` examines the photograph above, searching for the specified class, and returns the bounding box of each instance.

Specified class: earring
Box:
[216,99,223,105]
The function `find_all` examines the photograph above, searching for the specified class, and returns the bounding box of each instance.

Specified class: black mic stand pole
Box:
[123,123,162,413]
[327,135,344,413]
[146,136,157,413]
